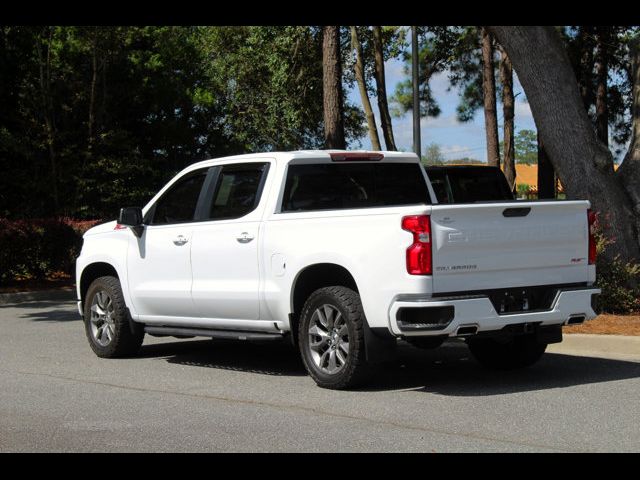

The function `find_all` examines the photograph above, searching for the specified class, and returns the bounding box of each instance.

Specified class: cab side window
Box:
[149,169,208,225]
[206,163,269,221]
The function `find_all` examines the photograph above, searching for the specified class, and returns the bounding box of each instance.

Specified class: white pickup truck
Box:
[76,150,600,389]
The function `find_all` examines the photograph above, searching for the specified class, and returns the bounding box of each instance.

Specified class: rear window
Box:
[427,167,514,203]
[281,163,430,212]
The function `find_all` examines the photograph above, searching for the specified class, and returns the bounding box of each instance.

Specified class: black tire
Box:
[298,286,371,389]
[83,276,144,358]
[467,334,547,370]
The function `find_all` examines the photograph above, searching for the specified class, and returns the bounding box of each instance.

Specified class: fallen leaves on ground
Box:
[564,314,640,336]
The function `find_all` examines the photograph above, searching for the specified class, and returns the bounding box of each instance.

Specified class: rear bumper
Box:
[388,287,600,337]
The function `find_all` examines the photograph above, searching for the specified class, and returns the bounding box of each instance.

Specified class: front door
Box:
[127,168,209,319]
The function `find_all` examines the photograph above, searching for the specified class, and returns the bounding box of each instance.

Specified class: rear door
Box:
[190,161,271,321]
[429,201,591,293]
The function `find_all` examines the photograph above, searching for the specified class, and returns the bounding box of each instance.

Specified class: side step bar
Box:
[144,325,285,342]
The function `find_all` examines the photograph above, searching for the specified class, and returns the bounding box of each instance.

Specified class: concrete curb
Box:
[550,333,640,359]
[0,288,76,306]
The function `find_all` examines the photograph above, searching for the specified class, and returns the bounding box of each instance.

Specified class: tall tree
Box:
[350,26,380,150]
[35,27,59,212]
[489,26,640,264]
[562,26,639,157]
[499,46,516,190]
[423,141,445,165]
[322,26,346,149]
[619,36,640,228]
[372,26,397,150]
[392,27,459,126]
[481,27,500,167]
[594,26,611,146]
[199,26,364,152]
[575,26,596,110]
[514,129,538,164]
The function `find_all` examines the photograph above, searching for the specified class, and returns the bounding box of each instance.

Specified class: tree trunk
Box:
[322,26,345,149]
[499,46,516,191]
[577,26,595,111]
[350,27,381,150]
[88,27,98,153]
[489,26,640,264]
[372,26,397,151]
[481,28,500,167]
[537,135,556,199]
[594,27,610,146]
[35,27,59,213]
[619,36,640,234]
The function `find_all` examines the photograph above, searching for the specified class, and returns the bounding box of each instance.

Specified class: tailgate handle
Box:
[503,207,531,217]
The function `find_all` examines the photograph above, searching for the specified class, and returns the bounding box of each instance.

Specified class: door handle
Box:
[236,232,254,243]
[173,235,189,246]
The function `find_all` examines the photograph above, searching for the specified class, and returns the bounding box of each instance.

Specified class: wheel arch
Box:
[79,262,119,305]
[289,263,359,347]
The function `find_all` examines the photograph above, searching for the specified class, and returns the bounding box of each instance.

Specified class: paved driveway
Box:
[1,298,639,452]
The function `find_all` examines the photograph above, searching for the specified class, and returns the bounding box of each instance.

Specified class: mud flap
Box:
[364,322,398,364]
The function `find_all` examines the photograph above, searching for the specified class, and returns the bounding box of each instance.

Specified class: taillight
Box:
[402,215,432,275]
[588,209,597,265]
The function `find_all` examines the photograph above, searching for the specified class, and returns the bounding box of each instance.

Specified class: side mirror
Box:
[118,207,144,237]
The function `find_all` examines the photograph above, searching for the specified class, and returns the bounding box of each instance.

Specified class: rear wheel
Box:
[298,286,371,389]
[467,334,547,370]
[83,276,144,358]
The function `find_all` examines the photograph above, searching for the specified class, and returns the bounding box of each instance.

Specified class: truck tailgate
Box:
[429,200,591,293]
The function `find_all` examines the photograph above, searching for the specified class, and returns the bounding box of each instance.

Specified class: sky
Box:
[347,57,538,162]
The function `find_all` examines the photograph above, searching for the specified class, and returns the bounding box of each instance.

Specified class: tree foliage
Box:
[422,142,445,165]
[561,26,640,158]
[0,26,365,220]
[391,26,464,119]
[514,129,538,164]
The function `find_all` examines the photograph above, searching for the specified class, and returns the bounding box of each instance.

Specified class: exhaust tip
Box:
[567,315,586,325]
[456,325,478,336]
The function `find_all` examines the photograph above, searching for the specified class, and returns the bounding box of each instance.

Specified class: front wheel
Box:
[83,276,145,358]
[467,334,547,370]
[298,286,371,389]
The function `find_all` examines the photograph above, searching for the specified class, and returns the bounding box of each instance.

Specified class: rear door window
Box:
[281,163,430,212]
[206,162,269,220]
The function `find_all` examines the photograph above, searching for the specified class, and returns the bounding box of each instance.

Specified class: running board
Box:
[144,325,286,342]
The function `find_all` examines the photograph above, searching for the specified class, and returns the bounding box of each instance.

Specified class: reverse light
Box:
[587,209,597,265]
[402,215,432,275]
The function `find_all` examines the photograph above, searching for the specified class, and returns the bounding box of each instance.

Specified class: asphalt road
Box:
[1,298,639,452]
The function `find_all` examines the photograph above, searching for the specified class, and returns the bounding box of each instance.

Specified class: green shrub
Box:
[0,218,100,285]
[593,213,640,314]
